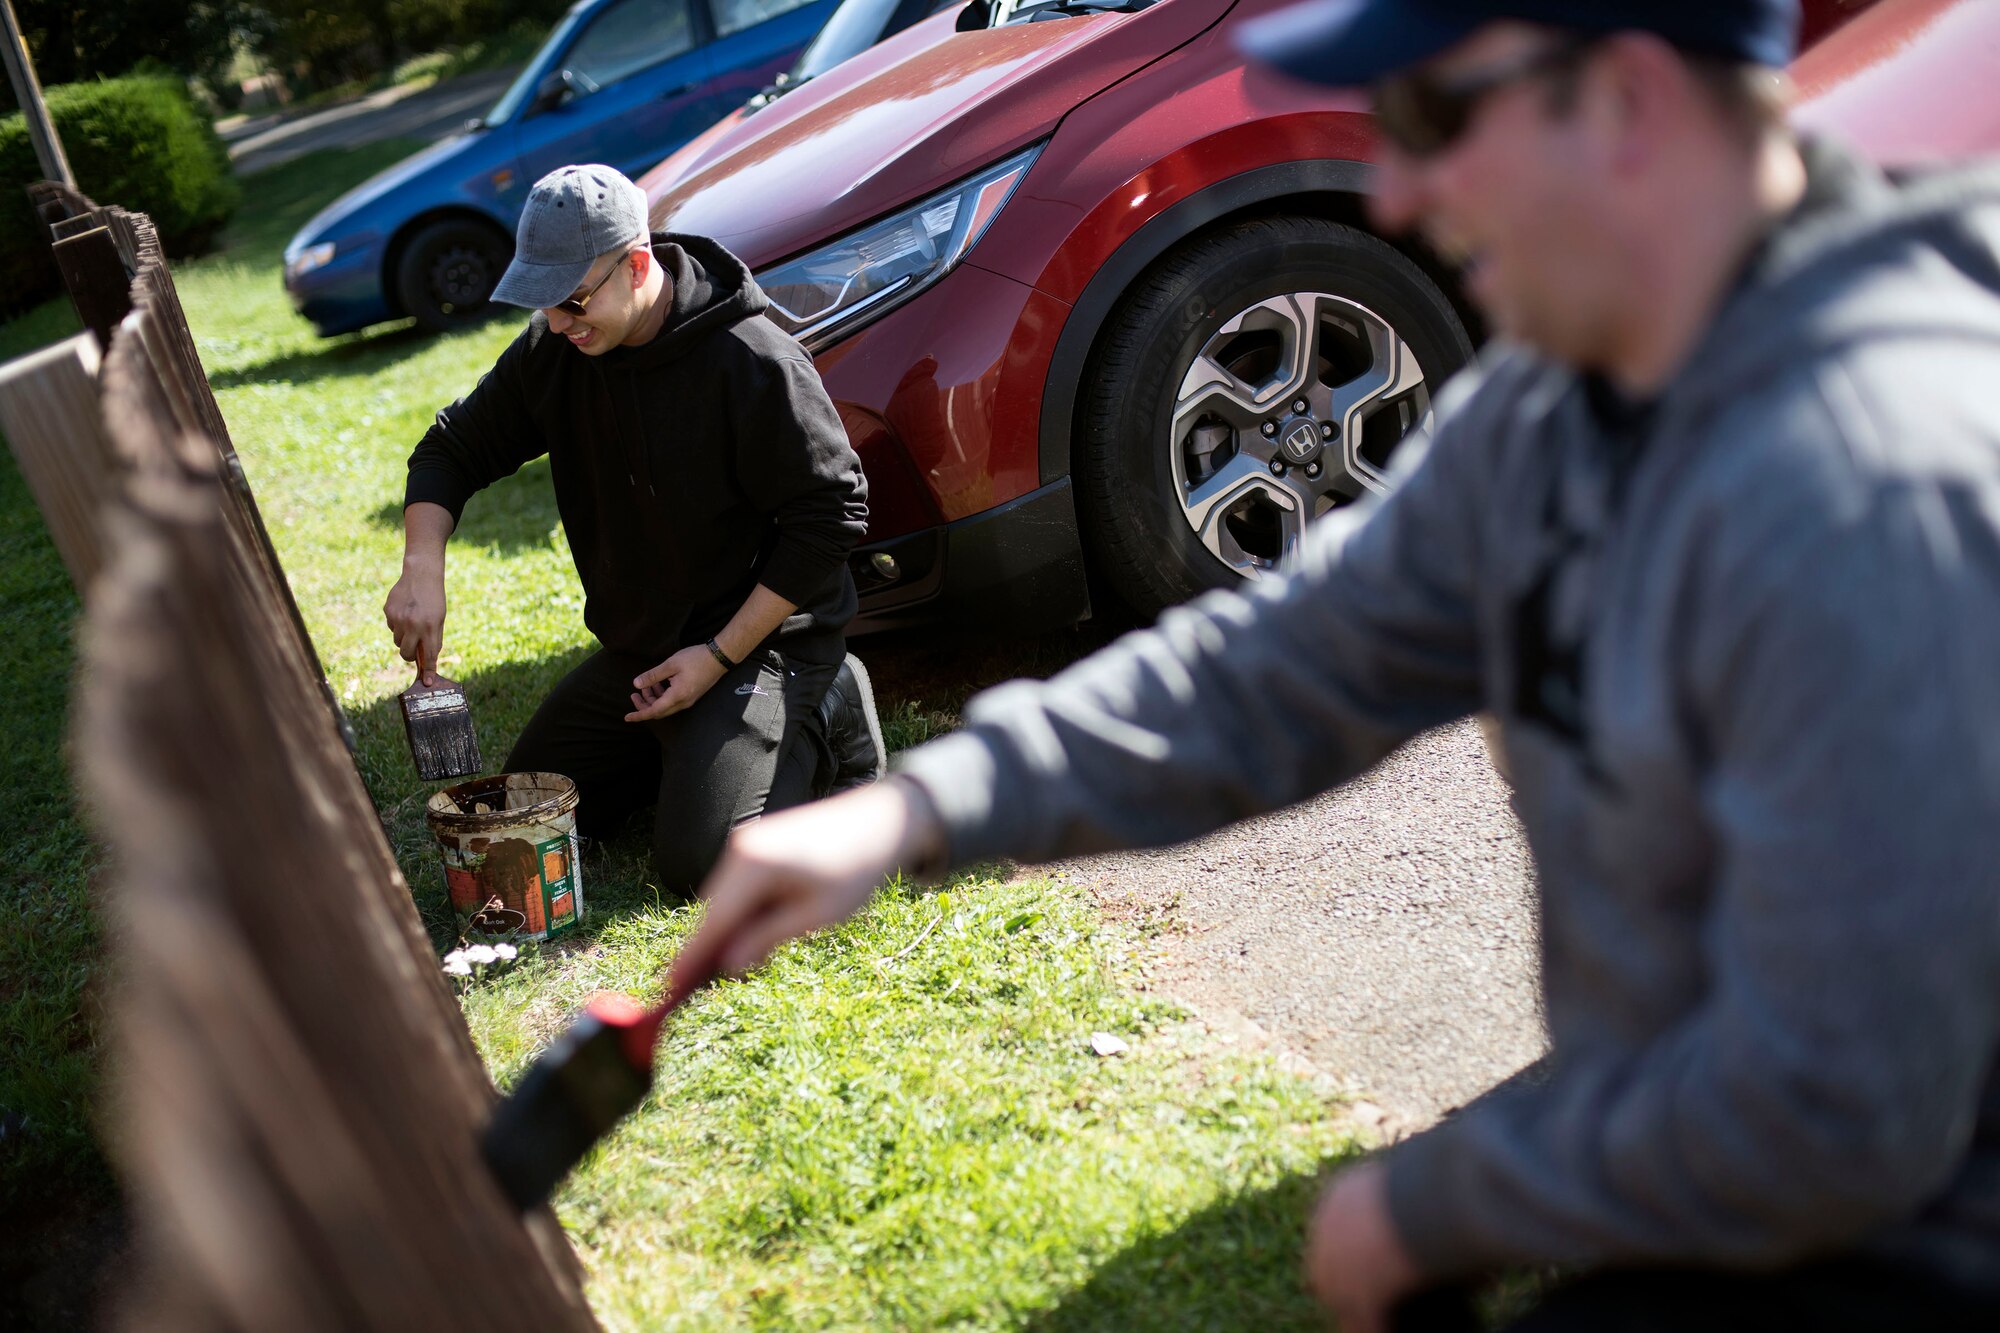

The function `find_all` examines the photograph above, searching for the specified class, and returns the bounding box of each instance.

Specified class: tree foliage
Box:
[2,0,575,105]
[4,1,247,100]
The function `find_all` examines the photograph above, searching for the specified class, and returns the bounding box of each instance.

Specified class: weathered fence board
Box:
[78,449,594,1330]
[0,334,121,587]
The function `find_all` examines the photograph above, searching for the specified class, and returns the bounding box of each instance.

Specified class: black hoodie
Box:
[405,234,868,666]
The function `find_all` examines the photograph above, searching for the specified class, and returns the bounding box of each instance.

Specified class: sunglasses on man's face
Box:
[551,251,631,318]
[1371,38,1595,160]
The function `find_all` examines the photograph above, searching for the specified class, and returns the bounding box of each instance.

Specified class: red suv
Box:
[642,0,1879,631]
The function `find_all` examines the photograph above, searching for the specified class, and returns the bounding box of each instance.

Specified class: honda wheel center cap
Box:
[1277,416,1324,466]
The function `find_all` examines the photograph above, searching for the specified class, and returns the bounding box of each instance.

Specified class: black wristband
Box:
[705,637,738,671]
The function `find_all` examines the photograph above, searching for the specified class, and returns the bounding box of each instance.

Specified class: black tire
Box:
[1075,216,1473,618]
[393,219,511,334]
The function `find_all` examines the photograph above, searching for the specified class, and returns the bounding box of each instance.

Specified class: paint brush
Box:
[400,649,481,782]
[481,962,717,1210]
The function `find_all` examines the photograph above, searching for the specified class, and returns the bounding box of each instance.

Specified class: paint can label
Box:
[535,832,585,937]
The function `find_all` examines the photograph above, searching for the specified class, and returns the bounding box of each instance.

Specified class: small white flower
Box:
[493,944,518,962]
[462,944,498,966]
[442,954,472,977]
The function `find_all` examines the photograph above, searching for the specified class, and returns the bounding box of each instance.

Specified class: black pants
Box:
[505,646,837,893]
[1394,1259,2000,1332]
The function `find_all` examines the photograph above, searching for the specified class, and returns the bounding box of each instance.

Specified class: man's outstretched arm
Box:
[673,779,946,987]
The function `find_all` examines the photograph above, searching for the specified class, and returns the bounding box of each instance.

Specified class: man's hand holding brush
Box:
[385,500,454,687]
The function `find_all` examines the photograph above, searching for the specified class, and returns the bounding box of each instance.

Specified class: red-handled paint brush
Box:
[481,962,716,1210]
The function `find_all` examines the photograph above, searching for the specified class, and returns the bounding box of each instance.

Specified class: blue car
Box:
[282,0,838,336]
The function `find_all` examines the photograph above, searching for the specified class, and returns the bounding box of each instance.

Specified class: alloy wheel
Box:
[1169,292,1432,578]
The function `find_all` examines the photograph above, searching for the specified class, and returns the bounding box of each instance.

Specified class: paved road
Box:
[1048,719,1547,1135]
[224,68,521,176]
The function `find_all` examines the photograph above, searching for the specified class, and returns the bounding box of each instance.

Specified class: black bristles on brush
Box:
[401,653,481,782]
[482,965,716,1210]
[482,995,654,1210]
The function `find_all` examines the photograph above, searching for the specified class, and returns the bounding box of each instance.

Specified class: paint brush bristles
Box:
[483,966,715,1210]
[482,995,653,1210]
[401,657,481,782]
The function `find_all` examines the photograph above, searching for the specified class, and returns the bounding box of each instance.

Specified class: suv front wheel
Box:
[1076,216,1472,617]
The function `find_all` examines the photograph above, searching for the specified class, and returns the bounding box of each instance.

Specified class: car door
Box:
[513,0,725,186]
[699,0,841,116]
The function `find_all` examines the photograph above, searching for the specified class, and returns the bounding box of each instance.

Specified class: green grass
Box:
[0,138,1368,1325]
[0,297,96,1200]
[468,877,1357,1329]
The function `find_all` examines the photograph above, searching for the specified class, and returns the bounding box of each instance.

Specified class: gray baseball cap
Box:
[490,164,651,310]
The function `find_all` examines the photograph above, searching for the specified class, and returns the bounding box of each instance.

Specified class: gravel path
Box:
[1046,720,1547,1134]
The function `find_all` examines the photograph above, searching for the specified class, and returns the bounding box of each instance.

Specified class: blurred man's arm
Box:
[672,779,944,988]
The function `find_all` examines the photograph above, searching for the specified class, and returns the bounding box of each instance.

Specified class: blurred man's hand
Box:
[1305,1160,1422,1333]
[672,779,945,988]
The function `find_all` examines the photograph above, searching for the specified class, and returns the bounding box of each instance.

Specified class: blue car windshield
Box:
[485,6,589,126]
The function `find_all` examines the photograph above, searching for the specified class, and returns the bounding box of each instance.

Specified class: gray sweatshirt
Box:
[897,141,2000,1289]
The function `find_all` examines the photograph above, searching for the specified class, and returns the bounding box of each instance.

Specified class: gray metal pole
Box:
[0,0,74,189]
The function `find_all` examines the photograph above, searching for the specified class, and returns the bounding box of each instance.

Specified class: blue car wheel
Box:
[395,218,513,334]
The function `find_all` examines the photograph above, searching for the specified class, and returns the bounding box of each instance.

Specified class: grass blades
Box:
[465,875,1359,1330]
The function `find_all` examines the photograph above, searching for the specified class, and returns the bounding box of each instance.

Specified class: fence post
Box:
[50,223,132,350]
[0,334,118,588]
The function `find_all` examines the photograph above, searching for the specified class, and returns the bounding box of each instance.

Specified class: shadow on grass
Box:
[365,457,563,557]
[206,322,437,389]
[1023,1163,1535,1332]
[1025,1167,1341,1332]
[207,302,521,389]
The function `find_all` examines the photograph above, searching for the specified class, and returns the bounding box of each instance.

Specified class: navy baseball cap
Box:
[1240,0,1800,89]
[491,164,651,310]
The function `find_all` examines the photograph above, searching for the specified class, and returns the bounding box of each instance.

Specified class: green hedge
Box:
[0,76,238,316]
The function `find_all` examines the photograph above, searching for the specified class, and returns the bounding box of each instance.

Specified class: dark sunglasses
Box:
[1372,37,1596,160]
[551,250,632,317]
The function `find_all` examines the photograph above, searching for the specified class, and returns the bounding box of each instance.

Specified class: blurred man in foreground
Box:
[673,2,2000,1327]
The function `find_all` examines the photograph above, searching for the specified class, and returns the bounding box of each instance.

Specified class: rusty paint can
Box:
[425,772,584,943]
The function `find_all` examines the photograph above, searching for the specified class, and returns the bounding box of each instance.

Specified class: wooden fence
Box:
[0,187,598,1330]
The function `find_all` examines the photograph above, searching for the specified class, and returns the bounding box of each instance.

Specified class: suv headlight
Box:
[757,145,1041,352]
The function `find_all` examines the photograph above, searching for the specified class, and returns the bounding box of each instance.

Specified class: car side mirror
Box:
[956,0,991,31]
[529,71,573,116]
